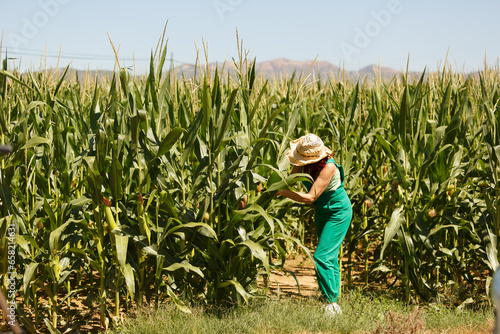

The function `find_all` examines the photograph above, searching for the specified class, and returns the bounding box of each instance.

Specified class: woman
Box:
[276,133,353,316]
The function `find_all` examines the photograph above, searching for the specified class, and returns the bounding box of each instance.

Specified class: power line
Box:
[3,47,113,60]
[0,47,193,65]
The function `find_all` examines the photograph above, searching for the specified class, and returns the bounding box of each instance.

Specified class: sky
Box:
[0,0,499,73]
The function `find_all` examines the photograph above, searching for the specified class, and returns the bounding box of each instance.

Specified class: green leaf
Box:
[21,136,52,149]
[399,84,410,149]
[375,133,396,161]
[214,88,238,151]
[455,298,474,312]
[69,197,92,207]
[23,263,39,294]
[53,64,70,97]
[438,82,452,126]
[109,159,123,201]
[164,261,204,278]
[155,254,165,282]
[122,263,135,301]
[181,108,204,165]
[16,235,31,256]
[166,285,191,313]
[163,222,217,241]
[248,81,268,122]
[115,234,129,269]
[275,233,315,269]
[427,224,461,239]
[202,77,212,131]
[221,278,250,304]
[440,247,454,257]
[240,239,269,272]
[247,103,289,168]
[235,203,276,235]
[380,206,405,259]
[345,82,359,137]
[479,211,499,271]
[49,222,70,255]
[371,265,392,273]
[156,127,184,159]
[160,190,177,218]
[0,69,32,90]
[44,318,62,334]
[265,172,311,193]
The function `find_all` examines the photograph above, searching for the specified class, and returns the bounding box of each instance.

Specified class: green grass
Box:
[108,290,494,334]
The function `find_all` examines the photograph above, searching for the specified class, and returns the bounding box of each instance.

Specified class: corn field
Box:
[0,40,499,332]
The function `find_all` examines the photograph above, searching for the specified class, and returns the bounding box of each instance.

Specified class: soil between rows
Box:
[259,253,320,299]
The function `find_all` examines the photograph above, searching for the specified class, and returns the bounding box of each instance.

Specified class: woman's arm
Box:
[278,163,337,205]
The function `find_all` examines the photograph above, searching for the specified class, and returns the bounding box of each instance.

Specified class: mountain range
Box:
[55,58,423,83]
[174,57,408,81]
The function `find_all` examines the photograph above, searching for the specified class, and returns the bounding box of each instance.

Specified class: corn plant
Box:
[1,42,499,333]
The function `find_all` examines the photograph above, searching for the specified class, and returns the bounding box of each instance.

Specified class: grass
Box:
[107,290,494,334]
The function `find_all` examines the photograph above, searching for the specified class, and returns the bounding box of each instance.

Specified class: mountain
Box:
[46,58,419,84]
[174,58,412,81]
[256,58,338,75]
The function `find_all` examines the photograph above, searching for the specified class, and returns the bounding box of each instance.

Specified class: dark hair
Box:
[303,156,330,180]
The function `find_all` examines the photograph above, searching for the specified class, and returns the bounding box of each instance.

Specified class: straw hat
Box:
[286,134,332,166]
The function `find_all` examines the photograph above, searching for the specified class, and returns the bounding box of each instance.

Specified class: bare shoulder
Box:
[318,162,336,179]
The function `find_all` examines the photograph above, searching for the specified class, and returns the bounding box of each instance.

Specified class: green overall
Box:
[304,159,352,303]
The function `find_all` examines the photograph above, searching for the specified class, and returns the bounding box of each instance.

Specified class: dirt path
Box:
[261,253,320,299]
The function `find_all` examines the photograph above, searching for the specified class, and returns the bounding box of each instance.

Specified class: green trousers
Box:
[313,187,352,303]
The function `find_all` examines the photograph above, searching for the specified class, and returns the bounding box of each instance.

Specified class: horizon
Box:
[7,57,497,78]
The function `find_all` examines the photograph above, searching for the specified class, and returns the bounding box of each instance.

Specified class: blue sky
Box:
[0,0,498,72]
